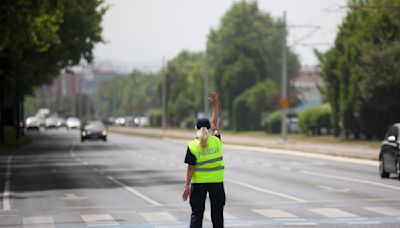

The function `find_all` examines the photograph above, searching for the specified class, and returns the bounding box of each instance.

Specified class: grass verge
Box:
[0,126,31,150]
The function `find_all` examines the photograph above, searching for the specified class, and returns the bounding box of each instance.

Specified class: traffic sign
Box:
[280,98,289,109]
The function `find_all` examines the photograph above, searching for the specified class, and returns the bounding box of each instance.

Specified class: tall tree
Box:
[0,0,106,142]
[321,0,400,139]
[208,1,299,127]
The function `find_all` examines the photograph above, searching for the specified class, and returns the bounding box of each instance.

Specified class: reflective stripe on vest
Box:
[188,136,224,183]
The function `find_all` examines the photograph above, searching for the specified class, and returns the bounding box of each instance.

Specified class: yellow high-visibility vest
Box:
[188,135,224,183]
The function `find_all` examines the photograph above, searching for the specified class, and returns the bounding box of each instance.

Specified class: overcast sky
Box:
[93,0,348,72]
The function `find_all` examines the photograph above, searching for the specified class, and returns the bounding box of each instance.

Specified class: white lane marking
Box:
[285,222,317,226]
[140,212,178,222]
[70,142,161,206]
[106,175,162,206]
[204,211,236,220]
[23,216,55,228]
[348,221,381,225]
[81,214,119,226]
[2,155,12,211]
[317,185,350,193]
[60,193,89,201]
[262,162,272,167]
[279,166,292,171]
[364,207,400,216]
[224,144,378,166]
[226,178,306,202]
[300,170,400,191]
[252,209,298,218]
[309,208,359,218]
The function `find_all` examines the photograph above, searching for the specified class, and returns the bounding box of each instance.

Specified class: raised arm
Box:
[209,91,219,131]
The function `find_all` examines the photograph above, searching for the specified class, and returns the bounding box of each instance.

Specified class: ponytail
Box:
[196,126,209,149]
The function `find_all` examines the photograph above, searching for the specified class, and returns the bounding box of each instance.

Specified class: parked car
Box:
[81,120,107,142]
[25,116,40,130]
[66,117,81,129]
[379,123,400,179]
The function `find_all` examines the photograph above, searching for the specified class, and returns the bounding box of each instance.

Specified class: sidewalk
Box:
[109,127,379,161]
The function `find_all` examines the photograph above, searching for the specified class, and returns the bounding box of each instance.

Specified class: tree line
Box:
[94,1,300,131]
[20,0,400,140]
[320,0,400,139]
[0,0,107,142]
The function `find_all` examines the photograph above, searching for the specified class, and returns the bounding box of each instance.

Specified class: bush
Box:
[181,116,195,129]
[262,110,282,133]
[146,109,162,127]
[232,80,278,131]
[298,105,331,135]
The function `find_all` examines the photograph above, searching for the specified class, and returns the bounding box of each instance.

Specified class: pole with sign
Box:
[281,11,288,141]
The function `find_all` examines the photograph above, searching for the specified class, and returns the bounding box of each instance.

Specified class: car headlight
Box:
[81,131,87,136]
[102,130,107,136]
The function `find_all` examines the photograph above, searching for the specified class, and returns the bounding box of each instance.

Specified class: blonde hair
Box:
[196,126,209,149]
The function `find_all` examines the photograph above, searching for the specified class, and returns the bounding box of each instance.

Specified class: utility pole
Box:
[204,45,209,117]
[281,11,288,141]
[162,57,167,130]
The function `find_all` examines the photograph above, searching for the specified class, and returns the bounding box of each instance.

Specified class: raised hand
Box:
[209,91,218,106]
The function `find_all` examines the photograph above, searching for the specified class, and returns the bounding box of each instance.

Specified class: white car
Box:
[66,117,81,129]
[45,116,59,129]
[25,116,40,130]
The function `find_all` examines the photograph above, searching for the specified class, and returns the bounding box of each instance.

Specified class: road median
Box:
[109,127,379,161]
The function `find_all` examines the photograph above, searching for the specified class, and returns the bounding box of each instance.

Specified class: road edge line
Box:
[2,155,12,211]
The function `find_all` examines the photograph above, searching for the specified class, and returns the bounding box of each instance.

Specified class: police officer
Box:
[182,91,225,228]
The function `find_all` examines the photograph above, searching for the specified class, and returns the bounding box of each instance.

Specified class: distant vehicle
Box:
[115,117,126,126]
[25,116,40,130]
[37,108,50,117]
[56,117,66,128]
[66,117,81,129]
[379,123,400,179]
[134,116,149,127]
[45,116,59,129]
[81,120,107,142]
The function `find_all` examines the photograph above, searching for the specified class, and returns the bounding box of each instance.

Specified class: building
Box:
[35,64,124,118]
[293,66,324,112]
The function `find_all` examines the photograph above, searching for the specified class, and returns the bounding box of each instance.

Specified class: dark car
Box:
[81,120,107,142]
[379,123,400,179]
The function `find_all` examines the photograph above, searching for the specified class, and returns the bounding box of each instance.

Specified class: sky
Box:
[93,0,348,72]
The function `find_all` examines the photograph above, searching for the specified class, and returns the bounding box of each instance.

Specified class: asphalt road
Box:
[1,129,400,228]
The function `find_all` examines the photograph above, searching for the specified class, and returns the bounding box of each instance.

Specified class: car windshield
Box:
[84,121,104,130]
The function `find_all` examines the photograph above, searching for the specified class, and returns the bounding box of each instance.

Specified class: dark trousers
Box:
[189,183,225,228]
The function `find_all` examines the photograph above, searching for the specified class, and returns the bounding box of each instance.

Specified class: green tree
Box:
[208,1,300,127]
[232,80,278,131]
[0,0,107,142]
[320,0,400,139]
[94,70,158,118]
[162,51,205,127]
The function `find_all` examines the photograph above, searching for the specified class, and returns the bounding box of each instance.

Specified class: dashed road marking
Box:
[227,179,307,203]
[81,214,119,226]
[364,207,400,216]
[252,209,298,218]
[2,155,12,211]
[70,142,162,206]
[309,208,359,218]
[140,212,178,222]
[300,170,400,191]
[23,216,55,228]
